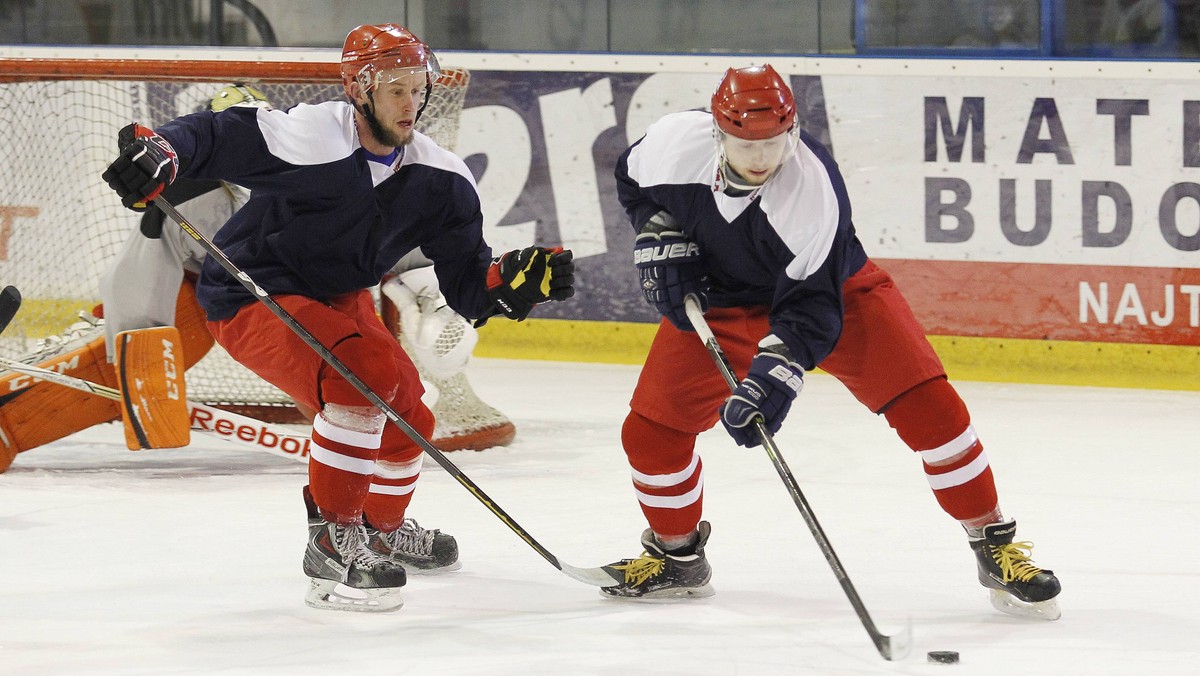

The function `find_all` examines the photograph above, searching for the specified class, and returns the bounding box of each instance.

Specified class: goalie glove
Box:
[102,123,178,211]
[485,246,575,321]
[633,211,708,331]
[381,272,477,381]
[719,336,804,448]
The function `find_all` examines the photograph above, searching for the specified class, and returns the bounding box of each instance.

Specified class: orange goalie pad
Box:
[115,326,190,450]
[0,281,214,472]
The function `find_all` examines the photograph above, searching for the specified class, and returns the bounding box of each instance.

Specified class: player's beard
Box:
[364,103,413,148]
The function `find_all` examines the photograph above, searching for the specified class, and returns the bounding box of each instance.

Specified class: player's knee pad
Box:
[882,376,971,452]
[621,411,698,473]
[319,335,401,407]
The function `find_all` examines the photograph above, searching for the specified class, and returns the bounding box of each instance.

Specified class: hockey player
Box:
[102,23,574,612]
[0,80,513,474]
[599,64,1061,620]
[102,83,516,453]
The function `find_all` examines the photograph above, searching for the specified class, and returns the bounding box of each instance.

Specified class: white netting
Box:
[0,61,469,419]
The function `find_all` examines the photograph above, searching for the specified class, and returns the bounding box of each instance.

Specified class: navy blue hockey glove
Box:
[102,123,178,211]
[632,211,708,331]
[486,246,575,321]
[720,339,805,448]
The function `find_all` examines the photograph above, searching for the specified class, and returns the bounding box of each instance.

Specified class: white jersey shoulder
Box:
[401,131,479,189]
[630,110,842,283]
[255,100,358,166]
[626,111,717,188]
[759,139,842,282]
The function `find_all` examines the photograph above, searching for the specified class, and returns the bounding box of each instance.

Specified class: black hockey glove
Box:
[720,338,804,448]
[486,246,575,321]
[102,123,178,211]
[632,211,708,331]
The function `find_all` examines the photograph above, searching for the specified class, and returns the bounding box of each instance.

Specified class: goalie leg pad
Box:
[0,335,120,471]
[114,326,190,450]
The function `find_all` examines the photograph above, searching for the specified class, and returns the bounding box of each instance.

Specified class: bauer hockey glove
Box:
[632,211,708,331]
[102,123,178,211]
[486,246,575,321]
[720,338,805,448]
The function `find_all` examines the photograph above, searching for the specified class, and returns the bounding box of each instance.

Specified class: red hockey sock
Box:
[308,411,382,523]
[884,377,999,522]
[363,401,434,531]
[622,412,704,539]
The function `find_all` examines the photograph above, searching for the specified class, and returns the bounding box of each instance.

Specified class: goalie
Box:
[0,83,514,475]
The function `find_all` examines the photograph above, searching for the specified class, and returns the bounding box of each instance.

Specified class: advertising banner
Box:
[455,63,1200,348]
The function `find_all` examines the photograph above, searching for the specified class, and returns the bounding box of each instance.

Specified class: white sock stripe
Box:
[926,450,990,490]
[918,425,979,463]
[369,482,417,496]
[631,452,701,487]
[313,414,383,450]
[635,469,705,509]
[374,457,423,480]
[310,442,378,476]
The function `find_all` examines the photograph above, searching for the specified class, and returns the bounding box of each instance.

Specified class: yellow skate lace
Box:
[990,540,1043,583]
[610,552,665,586]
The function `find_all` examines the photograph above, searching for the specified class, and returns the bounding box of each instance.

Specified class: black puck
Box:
[927,651,960,664]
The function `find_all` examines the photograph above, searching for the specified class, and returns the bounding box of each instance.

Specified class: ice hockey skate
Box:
[970,519,1061,620]
[600,521,714,600]
[303,494,407,613]
[366,517,462,573]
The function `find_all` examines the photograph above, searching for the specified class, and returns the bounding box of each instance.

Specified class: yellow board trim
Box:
[2,298,97,340]
[475,318,1200,391]
[18,300,1196,391]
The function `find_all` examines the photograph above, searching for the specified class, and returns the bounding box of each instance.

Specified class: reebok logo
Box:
[191,407,311,458]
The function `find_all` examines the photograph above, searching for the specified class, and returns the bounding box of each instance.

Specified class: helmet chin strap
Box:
[719,160,765,193]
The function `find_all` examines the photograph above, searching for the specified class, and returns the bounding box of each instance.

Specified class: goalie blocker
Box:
[0,282,212,471]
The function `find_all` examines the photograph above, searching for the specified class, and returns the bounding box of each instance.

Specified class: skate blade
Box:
[988,588,1061,621]
[599,583,716,602]
[305,579,404,613]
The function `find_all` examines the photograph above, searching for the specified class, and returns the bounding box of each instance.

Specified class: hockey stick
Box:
[0,354,313,462]
[682,295,911,661]
[0,285,20,334]
[153,196,619,588]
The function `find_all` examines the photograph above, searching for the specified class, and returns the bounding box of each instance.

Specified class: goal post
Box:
[0,54,471,423]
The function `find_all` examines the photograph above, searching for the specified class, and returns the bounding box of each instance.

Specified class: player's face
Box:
[365,69,427,148]
[720,131,792,186]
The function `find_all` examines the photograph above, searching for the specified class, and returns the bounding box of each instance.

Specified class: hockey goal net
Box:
[0,56,472,425]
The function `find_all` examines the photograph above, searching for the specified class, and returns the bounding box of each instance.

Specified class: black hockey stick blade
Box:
[0,285,21,334]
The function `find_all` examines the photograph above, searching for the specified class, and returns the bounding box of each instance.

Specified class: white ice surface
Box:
[1,358,1198,675]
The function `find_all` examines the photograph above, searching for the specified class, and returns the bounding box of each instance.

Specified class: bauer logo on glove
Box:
[632,239,700,265]
[633,227,708,331]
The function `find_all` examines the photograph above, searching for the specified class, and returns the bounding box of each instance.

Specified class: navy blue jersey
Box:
[156,101,494,322]
[615,111,868,370]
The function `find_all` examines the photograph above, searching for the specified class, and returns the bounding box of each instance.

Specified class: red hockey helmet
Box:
[711,64,796,140]
[341,23,440,92]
